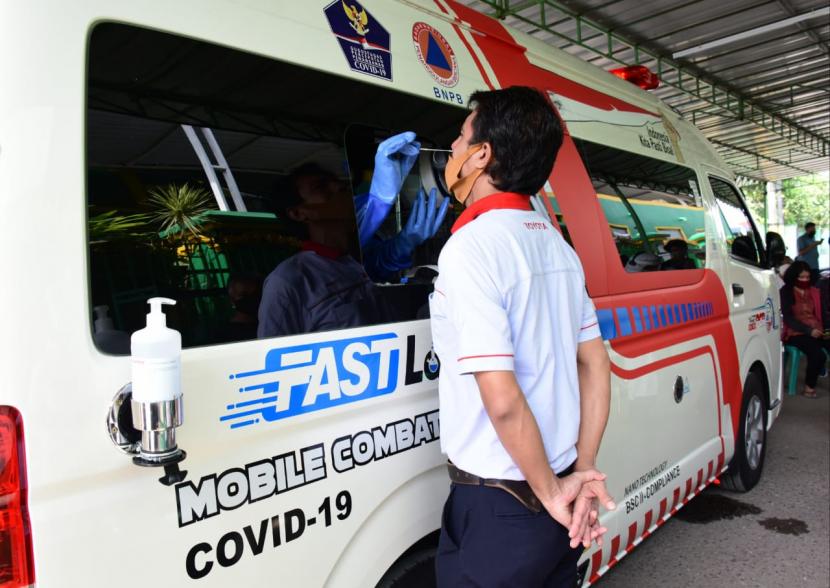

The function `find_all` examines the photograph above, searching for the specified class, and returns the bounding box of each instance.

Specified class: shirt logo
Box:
[324,1,392,81]
[222,333,400,429]
[412,22,458,87]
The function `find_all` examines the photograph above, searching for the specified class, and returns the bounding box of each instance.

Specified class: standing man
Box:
[430,86,615,587]
[796,222,823,281]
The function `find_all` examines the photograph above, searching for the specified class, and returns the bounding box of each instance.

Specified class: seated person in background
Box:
[258,165,390,338]
[354,132,449,282]
[217,273,262,343]
[625,251,661,272]
[661,239,697,271]
[780,261,828,399]
[772,254,793,289]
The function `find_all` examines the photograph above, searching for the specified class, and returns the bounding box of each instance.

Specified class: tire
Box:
[721,371,767,492]
[375,547,437,588]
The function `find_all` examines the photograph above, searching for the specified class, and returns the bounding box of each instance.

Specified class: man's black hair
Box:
[665,239,688,253]
[288,162,339,189]
[468,86,563,195]
[280,162,342,205]
[805,221,816,230]
[782,260,813,288]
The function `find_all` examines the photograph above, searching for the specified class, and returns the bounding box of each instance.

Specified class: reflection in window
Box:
[709,177,765,266]
[573,140,705,273]
[87,23,464,352]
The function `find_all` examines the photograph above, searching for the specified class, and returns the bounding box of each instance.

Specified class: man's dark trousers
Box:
[435,468,584,587]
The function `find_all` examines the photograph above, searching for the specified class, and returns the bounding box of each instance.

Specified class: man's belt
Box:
[447,462,542,513]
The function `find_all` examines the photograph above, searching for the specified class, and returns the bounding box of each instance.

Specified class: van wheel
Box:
[721,372,767,492]
[376,547,436,588]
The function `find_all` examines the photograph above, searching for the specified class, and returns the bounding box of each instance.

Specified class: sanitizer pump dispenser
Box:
[129,297,187,483]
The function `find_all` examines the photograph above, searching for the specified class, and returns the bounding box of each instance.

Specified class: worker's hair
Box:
[782,260,813,288]
[805,221,816,230]
[468,86,563,195]
[665,239,688,253]
[288,163,339,191]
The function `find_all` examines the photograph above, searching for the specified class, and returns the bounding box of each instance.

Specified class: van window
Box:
[708,177,766,267]
[87,23,465,353]
[572,140,705,273]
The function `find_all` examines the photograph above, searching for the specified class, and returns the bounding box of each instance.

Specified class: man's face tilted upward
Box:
[444,111,486,205]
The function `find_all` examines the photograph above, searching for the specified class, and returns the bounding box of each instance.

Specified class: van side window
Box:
[573,140,705,273]
[708,177,766,267]
[87,23,464,353]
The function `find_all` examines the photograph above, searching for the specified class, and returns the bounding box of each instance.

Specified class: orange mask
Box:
[444,144,484,204]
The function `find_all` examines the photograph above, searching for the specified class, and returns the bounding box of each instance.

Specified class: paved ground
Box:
[598,364,830,588]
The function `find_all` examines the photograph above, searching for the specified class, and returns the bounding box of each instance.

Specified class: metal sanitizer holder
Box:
[106,298,188,486]
[107,384,187,486]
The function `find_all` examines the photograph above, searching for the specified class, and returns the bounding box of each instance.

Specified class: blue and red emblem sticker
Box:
[412,22,458,87]
[324,1,392,81]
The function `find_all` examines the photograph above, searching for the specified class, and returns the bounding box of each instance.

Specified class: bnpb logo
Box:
[412,22,458,87]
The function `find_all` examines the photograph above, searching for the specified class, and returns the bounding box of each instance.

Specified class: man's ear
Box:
[471,142,492,170]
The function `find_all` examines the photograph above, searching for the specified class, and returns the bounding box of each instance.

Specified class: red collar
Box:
[451,192,532,234]
[302,240,344,260]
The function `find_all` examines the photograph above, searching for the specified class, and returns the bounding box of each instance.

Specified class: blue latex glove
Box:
[398,187,450,251]
[356,131,421,246]
[362,188,449,281]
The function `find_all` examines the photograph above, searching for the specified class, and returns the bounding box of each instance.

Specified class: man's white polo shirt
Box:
[429,192,601,480]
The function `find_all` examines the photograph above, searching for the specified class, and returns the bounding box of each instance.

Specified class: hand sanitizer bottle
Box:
[131,298,181,403]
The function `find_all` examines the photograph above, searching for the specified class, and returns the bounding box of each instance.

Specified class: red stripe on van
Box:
[433,1,497,90]
[671,487,681,514]
[707,460,714,481]
[610,346,711,380]
[443,1,656,116]
[626,522,637,552]
[684,478,693,502]
[642,510,653,538]
[658,498,668,523]
[609,535,621,564]
[590,550,603,583]
[696,468,704,490]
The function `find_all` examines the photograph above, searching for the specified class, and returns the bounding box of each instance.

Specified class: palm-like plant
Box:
[88,209,153,243]
[147,182,213,238]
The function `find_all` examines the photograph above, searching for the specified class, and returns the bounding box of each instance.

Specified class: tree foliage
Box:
[737,174,829,230]
[782,174,829,229]
[739,179,766,228]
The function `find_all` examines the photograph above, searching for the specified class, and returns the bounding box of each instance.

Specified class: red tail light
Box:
[0,407,34,587]
[610,65,660,90]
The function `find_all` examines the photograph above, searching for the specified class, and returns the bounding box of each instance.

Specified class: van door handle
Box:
[732,283,744,295]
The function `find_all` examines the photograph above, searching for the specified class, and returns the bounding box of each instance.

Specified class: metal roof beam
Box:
[671,6,830,59]
[475,0,829,158]
[775,0,830,56]
[711,138,812,175]
[723,54,828,85]
[704,44,824,77]
[688,23,829,66]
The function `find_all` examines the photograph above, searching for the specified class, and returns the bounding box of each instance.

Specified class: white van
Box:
[0,1,782,586]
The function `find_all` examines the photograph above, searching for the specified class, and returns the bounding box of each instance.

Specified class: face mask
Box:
[796,278,811,289]
[444,144,484,204]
